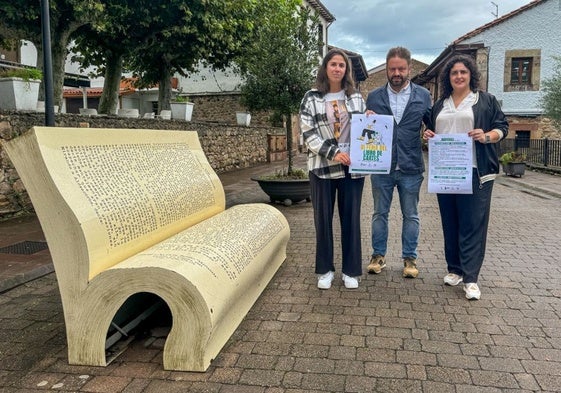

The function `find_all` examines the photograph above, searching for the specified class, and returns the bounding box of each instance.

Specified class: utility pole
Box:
[40,0,55,126]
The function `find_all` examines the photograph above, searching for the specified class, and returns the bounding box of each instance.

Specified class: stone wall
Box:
[360,59,429,100]
[0,111,286,219]
[505,115,561,139]
[190,94,275,127]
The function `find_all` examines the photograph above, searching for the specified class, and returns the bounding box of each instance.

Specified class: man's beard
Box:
[389,76,407,89]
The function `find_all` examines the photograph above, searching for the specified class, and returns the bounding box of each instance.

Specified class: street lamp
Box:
[40,0,55,126]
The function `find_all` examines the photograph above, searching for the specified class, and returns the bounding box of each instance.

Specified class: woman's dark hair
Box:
[316,48,356,96]
[439,54,480,98]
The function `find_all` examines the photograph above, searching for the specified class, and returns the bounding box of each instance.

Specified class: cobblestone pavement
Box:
[1,156,560,392]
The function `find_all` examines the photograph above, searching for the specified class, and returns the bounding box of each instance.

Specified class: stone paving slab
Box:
[1,157,561,392]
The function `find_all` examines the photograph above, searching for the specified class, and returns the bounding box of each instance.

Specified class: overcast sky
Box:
[320,0,533,69]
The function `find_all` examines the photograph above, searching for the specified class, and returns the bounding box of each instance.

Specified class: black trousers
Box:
[310,169,364,277]
[437,171,494,283]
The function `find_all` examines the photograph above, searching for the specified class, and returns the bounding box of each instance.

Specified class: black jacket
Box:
[429,91,509,179]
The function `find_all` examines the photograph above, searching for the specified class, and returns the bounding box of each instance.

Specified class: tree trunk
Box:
[285,111,294,175]
[50,31,71,109]
[34,34,66,108]
[36,46,45,102]
[98,52,123,115]
[158,62,172,112]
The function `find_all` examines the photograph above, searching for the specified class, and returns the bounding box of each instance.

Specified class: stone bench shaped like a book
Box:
[3,127,290,371]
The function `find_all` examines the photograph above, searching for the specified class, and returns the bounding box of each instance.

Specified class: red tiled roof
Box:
[63,77,178,98]
[453,0,545,44]
[63,88,103,98]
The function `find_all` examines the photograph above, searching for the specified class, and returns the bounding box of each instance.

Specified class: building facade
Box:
[361,58,428,101]
[413,0,561,141]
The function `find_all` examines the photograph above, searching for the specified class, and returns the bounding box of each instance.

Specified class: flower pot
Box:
[502,162,526,177]
[117,108,139,118]
[37,101,60,113]
[236,112,251,126]
[251,177,311,206]
[170,102,194,121]
[0,77,41,111]
[79,108,98,116]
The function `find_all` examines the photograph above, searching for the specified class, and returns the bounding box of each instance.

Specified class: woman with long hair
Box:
[299,48,366,289]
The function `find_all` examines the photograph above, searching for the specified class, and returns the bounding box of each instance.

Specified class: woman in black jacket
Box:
[423,54,509,300]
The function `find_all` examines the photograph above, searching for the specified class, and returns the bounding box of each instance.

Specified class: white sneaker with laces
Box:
[463,282,481,300]
[443,273,463,286]
[317,271,334,289]
[342,273,359,289]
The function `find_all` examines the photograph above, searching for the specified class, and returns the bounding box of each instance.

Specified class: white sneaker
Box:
[443,273,463,286]
[342,273,359,289]
[463,282,481,300]
[317,271,334,289]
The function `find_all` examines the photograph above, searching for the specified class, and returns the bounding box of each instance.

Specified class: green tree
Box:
[70,0,157,114]
[124,0,258,112]
[541,56,561,131]
[0,0,103,107]
[237,0,320,174]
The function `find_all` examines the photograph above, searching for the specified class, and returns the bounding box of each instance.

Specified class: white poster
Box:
[428,134,473,194]
[349,114,394,174]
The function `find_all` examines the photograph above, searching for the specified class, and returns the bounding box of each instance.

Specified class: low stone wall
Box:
[0,111,286,219]
[190,94,273,127]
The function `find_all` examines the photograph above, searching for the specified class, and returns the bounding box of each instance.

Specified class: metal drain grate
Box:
[0,241,48,255]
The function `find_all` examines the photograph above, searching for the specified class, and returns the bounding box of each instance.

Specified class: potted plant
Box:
[170,95,194,121]
[0,68,42,111]
[251,167,310,206]
[500,151,527,177]
[239,3,319,205]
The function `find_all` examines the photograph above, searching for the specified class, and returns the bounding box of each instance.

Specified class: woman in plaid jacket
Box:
[299,48,366,290]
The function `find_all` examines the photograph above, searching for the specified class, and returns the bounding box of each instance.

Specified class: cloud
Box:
[320,0,532,69]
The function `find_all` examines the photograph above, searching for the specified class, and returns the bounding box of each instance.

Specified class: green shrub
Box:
[0,68,42,81]
[260,167,308,180]
[172,95,190,103]
[499,151,527,165]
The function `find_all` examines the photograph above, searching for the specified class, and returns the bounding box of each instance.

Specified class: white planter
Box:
[170,102,194,121]
[236,112,251,126]
[37,101,60,113]
[117,108,139,118]
[79,108,98,116]
[0,77,41,111]
[159,110,172,120]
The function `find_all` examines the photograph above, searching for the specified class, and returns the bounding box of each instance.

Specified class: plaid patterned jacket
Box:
[299,89,366,179]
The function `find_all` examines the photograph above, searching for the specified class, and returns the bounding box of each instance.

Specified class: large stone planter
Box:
[0,77,41,111]
[251,177,311,206]
[502,162,526,177]
[117,108,139,118]
[170,102,194,121]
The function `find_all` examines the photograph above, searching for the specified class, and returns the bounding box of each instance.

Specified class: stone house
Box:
[361,58,428,101]
[412,0,561,142]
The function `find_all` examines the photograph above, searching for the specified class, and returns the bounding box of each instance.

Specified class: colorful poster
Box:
[349,114,393,174]
[428,134,473,194]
